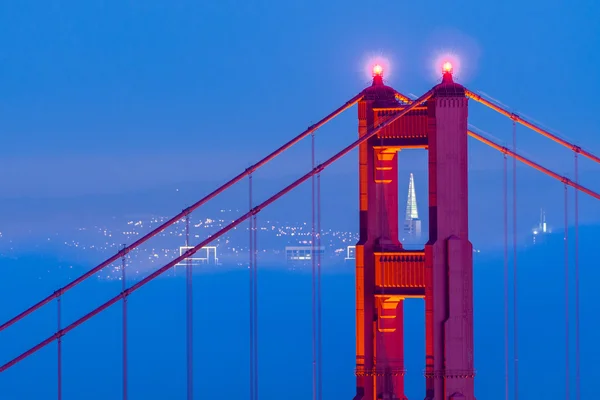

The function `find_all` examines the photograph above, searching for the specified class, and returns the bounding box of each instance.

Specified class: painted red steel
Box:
[503,154,509,400]
[424,74,475,400]
[512,120,520,400]
[468,130,600,200]
[574,153,581,400]
[465,89,600,164]
[0,90,432,374]
[0,93,364,334]
[374,254,426,288]
[355,72,475,400]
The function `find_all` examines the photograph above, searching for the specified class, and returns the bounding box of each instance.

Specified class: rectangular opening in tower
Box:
[398,151,428,249]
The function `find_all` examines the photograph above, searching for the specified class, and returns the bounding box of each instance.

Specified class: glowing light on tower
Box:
[362,54,391,81]
[442,61,453,75]
[373,64,383,77]
[430,52,464,83]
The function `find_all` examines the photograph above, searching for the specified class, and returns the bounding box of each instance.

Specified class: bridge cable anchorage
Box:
[564,183,570,400]
[464,89,600,165]
[311,132,317,400]
[503,153,509,400]
[512,120,520,400]
[185,214,194,400]
[316,172,323,400]
[248,174,255,400]
[574,153,581,400]
[121,244,128,400]
[467,131,600,201]
[57,293,62,400]
[0,93,364,335]
[0,90,433,374]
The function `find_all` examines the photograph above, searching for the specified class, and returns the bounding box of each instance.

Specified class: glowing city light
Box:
[373,64,383,77]
[442,61,453,74]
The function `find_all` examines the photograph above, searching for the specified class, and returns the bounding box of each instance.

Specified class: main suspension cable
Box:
[0,90,434,374]
[0,93,364,335]
[465,89,600,165]
[468,130,600,200]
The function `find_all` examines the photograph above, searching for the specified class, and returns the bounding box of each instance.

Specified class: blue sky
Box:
[1,0,599,199]
[0,0,599,254]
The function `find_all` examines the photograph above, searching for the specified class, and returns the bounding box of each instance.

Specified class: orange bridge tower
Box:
[354,64,475,400]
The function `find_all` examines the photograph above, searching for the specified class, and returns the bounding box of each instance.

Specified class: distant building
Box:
[532,209,551,244]
[345,245,356,261]
[403,173,422,239]
[285,246,325,263]
[177,245,219,265]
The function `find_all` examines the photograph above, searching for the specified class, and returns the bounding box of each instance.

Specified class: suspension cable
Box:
[0,93,364,335]
[574,153,580,400]
[57,294,62,400]
[503,153,509,400]
[512,120,520,400]
[317,162,323,400]
[253,213,258,400]
[185,214,193,400]
[465,89,600,165]
[249,175,255,400]
[122,245,128,400]
[0,90,434,374]
[311,132,317,400]
[564,183,570,400]
[468,130,600,200]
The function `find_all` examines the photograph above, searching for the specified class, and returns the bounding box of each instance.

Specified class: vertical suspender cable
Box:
[503,154,509,400]
[574,153,580,400]
[512,120,519,400]
[317,172,323,400]
[249,175,255,400]
[311,132,317,400]
[185,214,193,400]
[57,294,62,400]
[122,245,128,400]
[564,184,570,400]
[253,212,258,400]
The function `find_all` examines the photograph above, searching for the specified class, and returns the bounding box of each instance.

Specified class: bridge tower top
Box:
[435,62,466,97]
[361,65,399,107]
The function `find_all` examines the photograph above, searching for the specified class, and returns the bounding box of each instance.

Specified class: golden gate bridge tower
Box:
[355,63,474,400]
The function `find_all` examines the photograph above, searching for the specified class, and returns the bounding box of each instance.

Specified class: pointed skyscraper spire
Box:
[403,173,422,239]
[405,173,419,221]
